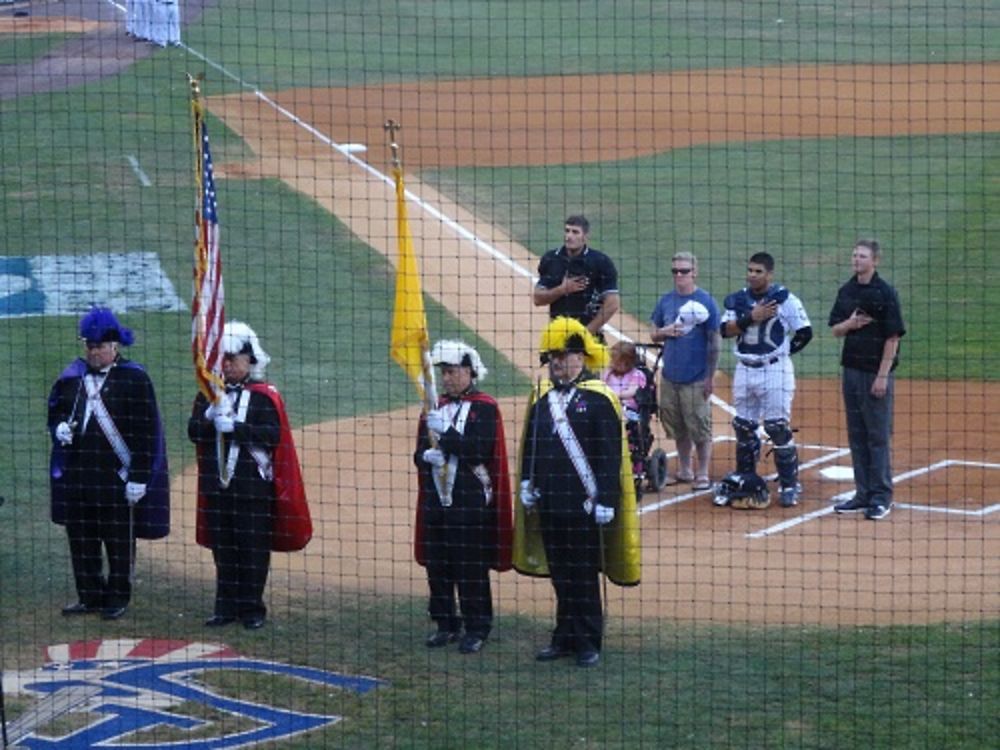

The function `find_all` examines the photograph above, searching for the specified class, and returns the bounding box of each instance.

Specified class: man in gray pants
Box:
[828,239,906,520]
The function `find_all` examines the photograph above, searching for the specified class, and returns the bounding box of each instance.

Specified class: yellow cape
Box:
[512,377,641,586]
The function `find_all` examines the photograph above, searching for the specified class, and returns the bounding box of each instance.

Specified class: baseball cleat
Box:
[779,484,802,507]
[864,503,892,520]
[834,496,868,513]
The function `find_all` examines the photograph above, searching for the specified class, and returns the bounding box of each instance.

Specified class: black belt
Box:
[740,356,781,369]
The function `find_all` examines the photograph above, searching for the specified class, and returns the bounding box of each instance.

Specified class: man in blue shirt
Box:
[650,252,721,489]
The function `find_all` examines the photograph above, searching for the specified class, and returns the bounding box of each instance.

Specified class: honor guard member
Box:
[718,252,813,508]
[514,317,640,668]
[533,215,621,339]
[414,341,513,655]
[189,322,311,630]
[48,307,170,620]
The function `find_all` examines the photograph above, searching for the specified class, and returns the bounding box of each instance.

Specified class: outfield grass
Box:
[1,2,997,747]
[423,132,1000,380]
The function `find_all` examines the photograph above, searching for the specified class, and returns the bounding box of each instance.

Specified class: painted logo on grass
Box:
[2,638,385,748]
[0,252,185,318]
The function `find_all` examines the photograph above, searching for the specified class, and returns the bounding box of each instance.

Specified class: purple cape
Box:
[49,358,170,539]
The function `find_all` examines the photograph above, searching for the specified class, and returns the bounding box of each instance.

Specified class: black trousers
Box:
[64,480,134,610]
[539,504,603,654]
[423,502,493,638]
[206,492,273,620]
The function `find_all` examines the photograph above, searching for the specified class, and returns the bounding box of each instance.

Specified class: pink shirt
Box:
[603,368,647,411]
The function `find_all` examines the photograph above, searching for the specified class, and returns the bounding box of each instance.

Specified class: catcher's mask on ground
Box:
[718,472,771,510]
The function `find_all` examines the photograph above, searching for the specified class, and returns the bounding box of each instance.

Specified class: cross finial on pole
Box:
[384,119,402,167]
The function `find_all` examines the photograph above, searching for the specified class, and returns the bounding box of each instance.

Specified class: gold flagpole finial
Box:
[186,72,204,98]
[383,119,402,168]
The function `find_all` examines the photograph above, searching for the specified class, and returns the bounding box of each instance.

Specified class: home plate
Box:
[820,465,854,481]
[341,143,367,153]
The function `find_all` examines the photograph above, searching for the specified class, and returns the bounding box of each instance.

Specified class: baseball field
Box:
[1,1,998,748]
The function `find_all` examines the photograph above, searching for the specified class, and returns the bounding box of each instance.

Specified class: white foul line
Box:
[746,458,1000,538]
[125,155,152,187]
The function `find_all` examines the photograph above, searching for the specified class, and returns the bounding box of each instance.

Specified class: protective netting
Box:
[1,1,997,747]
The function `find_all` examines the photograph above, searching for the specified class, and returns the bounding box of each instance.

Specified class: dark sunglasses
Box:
[671,268,693,275]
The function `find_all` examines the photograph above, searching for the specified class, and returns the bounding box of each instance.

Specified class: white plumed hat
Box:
[221,321,271,380]
[430,339,487,381]
[674,300,710,335]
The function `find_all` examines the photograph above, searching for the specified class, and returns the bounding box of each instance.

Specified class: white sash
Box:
[224,389,274,485]
[84,373,131,482]
[546,388,598,513]
[431,401,471,507]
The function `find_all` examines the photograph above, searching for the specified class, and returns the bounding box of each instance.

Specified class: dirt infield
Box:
[185,65,1000,625]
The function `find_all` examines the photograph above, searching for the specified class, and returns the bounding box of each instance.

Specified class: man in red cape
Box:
[414,340,512,655]
[189,321,311,630]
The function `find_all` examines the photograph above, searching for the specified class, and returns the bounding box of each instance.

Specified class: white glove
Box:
[594,504,615,526]
[519,479,540,510]
[205,400,232,421]
[422,448,446,468]
[425,409,449,435]
[125,482,147,505]
[55,421,74,446]
[213,414,235,433]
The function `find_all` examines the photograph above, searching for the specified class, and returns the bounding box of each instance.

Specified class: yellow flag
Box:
[389,166,433,403]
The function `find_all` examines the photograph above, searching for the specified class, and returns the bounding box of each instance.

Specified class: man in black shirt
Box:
[533,215,620,338]
[828,239,906,520]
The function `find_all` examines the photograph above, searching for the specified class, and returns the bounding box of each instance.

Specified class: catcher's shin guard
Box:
[732,416,760,474]
[764,418,798,487]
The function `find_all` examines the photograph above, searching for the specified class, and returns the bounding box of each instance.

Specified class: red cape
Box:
[414,392,513,572]
[195,382,312,552]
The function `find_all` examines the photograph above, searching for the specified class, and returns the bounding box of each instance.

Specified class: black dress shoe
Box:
[425,630,459,648]
[243,616,266,630]
[204,615,236,627]
[535,645,573,662]
[576,650,600,668]
[61,602,98,616]
[458,635,485,654]
[101,606,128,621]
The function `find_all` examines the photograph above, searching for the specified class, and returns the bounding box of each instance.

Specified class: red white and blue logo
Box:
[3,639,385,748]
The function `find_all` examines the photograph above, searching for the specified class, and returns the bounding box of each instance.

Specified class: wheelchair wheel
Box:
[647,449,669,491]
[634,475,644,500]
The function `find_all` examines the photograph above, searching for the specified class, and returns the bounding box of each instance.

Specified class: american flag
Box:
[191,101,225,402]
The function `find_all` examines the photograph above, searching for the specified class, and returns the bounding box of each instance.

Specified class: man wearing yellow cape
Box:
[514,317,641,667]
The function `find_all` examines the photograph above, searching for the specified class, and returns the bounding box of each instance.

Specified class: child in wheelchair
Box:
[603,341,667,494]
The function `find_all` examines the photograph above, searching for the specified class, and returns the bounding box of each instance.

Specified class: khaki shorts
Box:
[658,379,713,444]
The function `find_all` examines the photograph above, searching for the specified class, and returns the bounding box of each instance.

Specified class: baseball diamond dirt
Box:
[7,10,999,625]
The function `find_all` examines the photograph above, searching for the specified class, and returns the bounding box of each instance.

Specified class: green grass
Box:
[0,33,72,64]
[1,2,997,747]
[423,132,1000,380]
[4,578,996,748]
[181,0,1000,91]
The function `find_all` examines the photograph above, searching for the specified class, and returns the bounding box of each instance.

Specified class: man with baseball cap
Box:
[514,318,640,667]
[189,321,310,630]
[650,252,722,489]
[414,340,513,655]
[48,306,170,620]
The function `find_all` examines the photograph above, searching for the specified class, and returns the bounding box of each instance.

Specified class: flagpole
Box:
[385,119,438,414]
[188,74,230,488]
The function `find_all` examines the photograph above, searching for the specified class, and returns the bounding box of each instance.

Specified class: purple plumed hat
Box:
[78,306,134,346]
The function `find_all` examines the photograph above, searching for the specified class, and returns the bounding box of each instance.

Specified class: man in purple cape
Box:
[48,307,169,620]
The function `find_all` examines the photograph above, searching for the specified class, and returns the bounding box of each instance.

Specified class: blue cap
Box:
[78,307,134,346]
